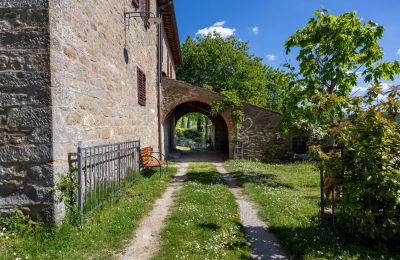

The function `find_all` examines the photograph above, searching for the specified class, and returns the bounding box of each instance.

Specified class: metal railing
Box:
[70,140,141,223]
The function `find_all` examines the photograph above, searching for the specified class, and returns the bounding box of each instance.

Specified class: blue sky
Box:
[174,0,400,87]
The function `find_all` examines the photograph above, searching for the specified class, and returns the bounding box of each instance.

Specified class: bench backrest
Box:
[140,146,153,165]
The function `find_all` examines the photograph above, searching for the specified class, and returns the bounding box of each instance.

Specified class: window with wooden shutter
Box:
[132,0,140,8]
[137,67,146,106]
[144,0,150,29]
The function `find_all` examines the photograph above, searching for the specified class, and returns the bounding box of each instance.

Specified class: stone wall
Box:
[242,104,289,162]
[162,29,175,78]
[49,0,162,221]
[0,0,53,220]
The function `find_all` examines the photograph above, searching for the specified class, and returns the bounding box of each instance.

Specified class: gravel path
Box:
[215,163,288,260]
[117,163,188,260]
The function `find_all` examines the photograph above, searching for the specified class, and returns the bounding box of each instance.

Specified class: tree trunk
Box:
[197,118,203,131]
[205,118,209,142]
[180,117,185,128]
[187,118,191,128]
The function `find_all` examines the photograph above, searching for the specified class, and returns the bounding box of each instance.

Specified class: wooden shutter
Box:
[144,0,150,29]
[132,0,140,8]
[137,68,146,106]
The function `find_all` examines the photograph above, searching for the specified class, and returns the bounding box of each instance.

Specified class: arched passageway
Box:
[163,101,230,160]
[161,78,291,162]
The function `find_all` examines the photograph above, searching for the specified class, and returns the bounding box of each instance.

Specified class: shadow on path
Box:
[214,163,289,260]
[173,151,228,163]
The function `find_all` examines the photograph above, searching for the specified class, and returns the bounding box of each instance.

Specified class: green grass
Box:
[224,160,400,260]
[176,145,191,151]
[154,162,251,260]
[0,167,176,260]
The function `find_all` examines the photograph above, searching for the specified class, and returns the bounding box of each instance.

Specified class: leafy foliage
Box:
[53,172,79,225]
[176,127,203,142]
[177,33,289,110]
[211,90,244,139]
[284,8,400,241]
[281,9,400,132]
[336,84,400,240]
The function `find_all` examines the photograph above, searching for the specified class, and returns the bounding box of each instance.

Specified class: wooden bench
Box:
[140,146,168,178]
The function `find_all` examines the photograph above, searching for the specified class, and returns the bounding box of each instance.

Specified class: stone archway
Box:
[161,79,235,159]
[161,78,291,162]
[163,100,231,158]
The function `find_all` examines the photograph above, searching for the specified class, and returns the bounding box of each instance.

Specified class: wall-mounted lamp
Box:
[124,10,162,31]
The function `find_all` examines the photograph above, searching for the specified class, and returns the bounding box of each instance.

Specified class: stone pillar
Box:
[0,0,53,221]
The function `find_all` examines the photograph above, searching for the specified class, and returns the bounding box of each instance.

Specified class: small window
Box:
[137,67,146,106]
[132,0,140,8]
[292,137,308,154]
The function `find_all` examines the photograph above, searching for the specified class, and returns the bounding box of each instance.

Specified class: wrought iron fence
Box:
[70,140,141,224]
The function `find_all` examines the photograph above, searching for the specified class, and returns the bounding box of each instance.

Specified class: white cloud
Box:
[196,21,236,38]
[265,54,276,61]
[251,26,259,35]
[351,83,392,97]
[351,86,369,96]
[397,48,400,55]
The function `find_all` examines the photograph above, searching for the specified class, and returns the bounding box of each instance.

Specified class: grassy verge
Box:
[224,160,400,259]
[154,162,251,259]
[0,167,176,260]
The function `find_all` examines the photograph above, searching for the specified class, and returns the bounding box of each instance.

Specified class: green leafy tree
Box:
[282,9,400,132]
[285,9,400,240]
[177,33,288,110]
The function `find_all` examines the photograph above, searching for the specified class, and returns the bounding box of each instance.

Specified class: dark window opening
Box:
[132,0,140,8]
[292,137,308,154]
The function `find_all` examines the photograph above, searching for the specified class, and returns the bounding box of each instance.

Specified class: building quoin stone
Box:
[0,0,295,222]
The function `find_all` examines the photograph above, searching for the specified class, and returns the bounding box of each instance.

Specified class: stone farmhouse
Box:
[0,0,297,222]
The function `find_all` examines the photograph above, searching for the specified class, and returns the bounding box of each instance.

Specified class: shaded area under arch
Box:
[163,101,230,161]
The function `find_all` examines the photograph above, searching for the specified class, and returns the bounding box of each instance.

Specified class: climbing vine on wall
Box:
[52,171,79,225]
[211,90,244,141]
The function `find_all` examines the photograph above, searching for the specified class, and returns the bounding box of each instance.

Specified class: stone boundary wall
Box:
[242,104,290,162]
[0,0,53,220]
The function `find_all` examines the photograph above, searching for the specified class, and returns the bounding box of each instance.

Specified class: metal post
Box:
[320,168,325,226]
[117,143,121,191]
[332,188,336,233]
[77,141,83,225]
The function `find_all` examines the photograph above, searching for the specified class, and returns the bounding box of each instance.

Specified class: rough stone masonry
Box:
[0,0,179,222]
[0,0,53,220]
